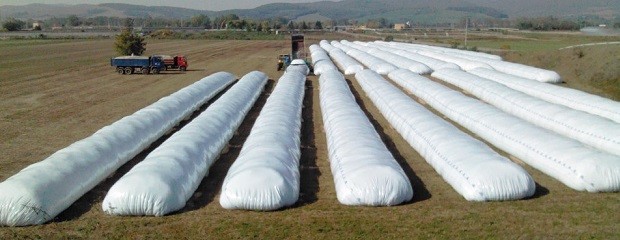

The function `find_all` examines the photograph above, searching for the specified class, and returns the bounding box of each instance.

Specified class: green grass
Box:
[149,30,288,40]
[467,39,565,52]
[466,32,620,52]
[0,39,76,49]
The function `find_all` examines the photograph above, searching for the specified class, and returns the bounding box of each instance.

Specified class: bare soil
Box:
[0,37,618,239]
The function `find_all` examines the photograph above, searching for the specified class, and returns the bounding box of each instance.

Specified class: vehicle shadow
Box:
[345,78,432,204]
[152,71,186,75]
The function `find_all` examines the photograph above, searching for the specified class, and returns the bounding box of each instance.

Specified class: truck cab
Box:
[154,55,188,71]
[150,56,164,71]
[174,56,188,71]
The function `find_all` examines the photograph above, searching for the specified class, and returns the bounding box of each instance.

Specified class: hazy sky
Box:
[0,0,335,11]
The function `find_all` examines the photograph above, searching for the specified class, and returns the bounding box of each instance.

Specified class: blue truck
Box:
[110,56,165,74]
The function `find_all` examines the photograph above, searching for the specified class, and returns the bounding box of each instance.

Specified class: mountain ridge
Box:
[1,0,617,24]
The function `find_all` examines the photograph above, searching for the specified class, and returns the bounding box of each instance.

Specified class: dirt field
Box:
[0,37,619,238]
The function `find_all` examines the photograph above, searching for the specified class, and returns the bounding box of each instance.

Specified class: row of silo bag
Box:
[366,42,460,71]
[332,40,398,75]
[0,72,237,226]
[0,69,313,225]
[388,69,620,192]
[468,68,620,123]
[374,41,561,83]
[335,40,560,83]
[365,40,620,124]
[431,69,620,156]
[321,40,620,193]
[219,70,307,211]
[320,42,618,196]
[319,70,413,205]
[355,69,535,201]
[103,71,268,216]
[341,40,431,74]
[319,40,364,75]
[309,44,338,75]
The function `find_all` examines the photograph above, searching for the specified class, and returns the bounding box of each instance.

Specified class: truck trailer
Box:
[110,56,165,74]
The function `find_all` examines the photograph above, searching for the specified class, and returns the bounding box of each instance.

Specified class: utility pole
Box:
[464,17,469,48]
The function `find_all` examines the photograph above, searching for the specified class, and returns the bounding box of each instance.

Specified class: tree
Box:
[515,16,580,31]
[244,20,254,31]
[516,18,534,30]
[379,18,389,28]
[115,31,146,55]
[315,20,323,30]
[214,14,239,29]
[123,18,134,30]
[114,28,146,56]
[270,17,287,30]
[190,14,211,29]
[67,15,81,27]
[366,19,380,29]
[258,20,270,32]
[2,18,25,31]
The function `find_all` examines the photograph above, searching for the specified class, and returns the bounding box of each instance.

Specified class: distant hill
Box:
[0,3,215,20]
[467,0,620,19]
[98,3,215,19]
[228,0,506,23]
[1,0,618,24]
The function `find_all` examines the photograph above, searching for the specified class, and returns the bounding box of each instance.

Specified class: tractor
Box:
[277,34,313,73]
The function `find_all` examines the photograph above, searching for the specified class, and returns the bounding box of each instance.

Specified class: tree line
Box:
[515,16,582,31]
[2,14,618,32]
[0,14,325,32]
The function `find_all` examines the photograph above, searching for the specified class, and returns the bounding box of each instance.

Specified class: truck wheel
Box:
[152,68,160,74]
[142,68,150,75]
[180,67,186,71]
[117,67,124,74]
[124,67,132,75]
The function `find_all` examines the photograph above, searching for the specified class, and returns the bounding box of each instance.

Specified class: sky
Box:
[0,0,334,11]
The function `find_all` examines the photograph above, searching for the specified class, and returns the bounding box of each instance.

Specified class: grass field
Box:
[465,32,619,52]
[0,32,619,238]
[436,32,620,100]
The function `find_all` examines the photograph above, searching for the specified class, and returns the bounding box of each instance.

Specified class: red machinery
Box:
[154,55,188,71]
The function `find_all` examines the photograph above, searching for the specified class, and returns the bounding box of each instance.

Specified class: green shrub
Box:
[114,30,146,55]
[449,40,460,48]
